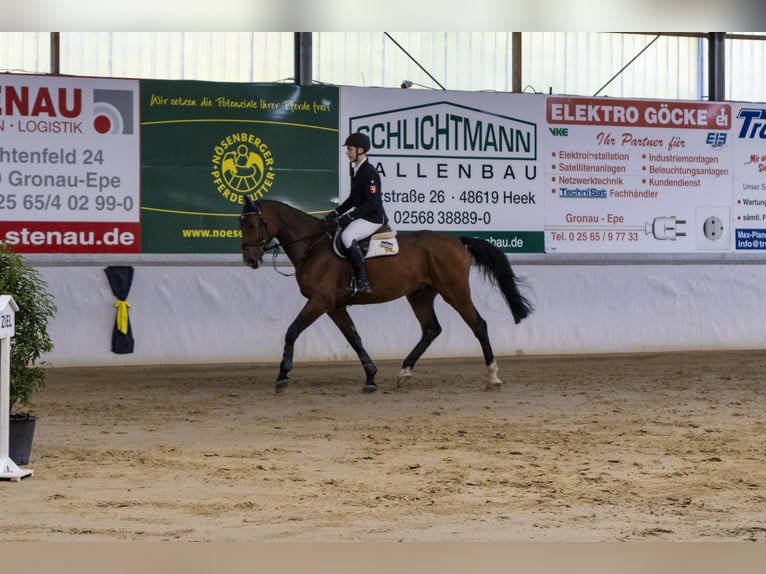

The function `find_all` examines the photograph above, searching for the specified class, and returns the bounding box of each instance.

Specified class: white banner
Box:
[340,87,546,252]
[731,102,766,252]
[544,96,733,253]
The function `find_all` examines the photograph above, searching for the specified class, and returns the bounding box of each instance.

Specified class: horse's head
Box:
[239,197,270,269]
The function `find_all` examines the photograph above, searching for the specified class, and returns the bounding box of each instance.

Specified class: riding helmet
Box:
[343,132,371,153]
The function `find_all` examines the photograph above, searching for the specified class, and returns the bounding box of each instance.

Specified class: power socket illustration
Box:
[696,206,730,250]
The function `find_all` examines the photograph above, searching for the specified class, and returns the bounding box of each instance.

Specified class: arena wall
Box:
[38,262,766,369]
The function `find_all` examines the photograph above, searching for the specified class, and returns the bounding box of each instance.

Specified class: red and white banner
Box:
[0,74,140,253]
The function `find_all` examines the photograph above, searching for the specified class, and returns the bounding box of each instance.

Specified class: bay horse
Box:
[239,197,533,394]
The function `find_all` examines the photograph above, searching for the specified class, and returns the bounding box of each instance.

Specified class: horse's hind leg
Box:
[398,287,442,388]
[443,295,502,391]
[465,306,502,391]
[327,307,378,393]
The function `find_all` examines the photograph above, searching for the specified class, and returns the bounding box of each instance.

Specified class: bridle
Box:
[240,199,334,275]
[239,200,270,253]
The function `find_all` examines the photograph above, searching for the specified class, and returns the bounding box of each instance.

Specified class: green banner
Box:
[140,80,339,253]
[444,230,544,253]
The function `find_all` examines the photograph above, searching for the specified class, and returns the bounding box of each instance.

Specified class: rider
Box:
[325,131,387,294]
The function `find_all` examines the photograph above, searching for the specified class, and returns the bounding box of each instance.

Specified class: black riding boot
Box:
[346,240,373,294]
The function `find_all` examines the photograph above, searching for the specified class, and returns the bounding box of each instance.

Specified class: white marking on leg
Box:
[396,366,412,389]
[485,361,502,391]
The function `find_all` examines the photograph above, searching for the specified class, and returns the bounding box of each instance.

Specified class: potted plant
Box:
[0,242,57,465]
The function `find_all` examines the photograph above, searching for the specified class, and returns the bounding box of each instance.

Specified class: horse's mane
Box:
[260,199,325,235]
[261,199,317,219]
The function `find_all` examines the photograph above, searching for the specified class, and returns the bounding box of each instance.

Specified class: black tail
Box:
[460,236,533,324]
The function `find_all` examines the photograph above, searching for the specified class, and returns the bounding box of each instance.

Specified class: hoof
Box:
[361,383,378,394]
[486,361,502,387]
[275,379,290,393]
[485,381,502,392]
[396,367,412,389]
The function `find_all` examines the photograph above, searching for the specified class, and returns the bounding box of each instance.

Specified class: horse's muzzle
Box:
[242,250,263,269]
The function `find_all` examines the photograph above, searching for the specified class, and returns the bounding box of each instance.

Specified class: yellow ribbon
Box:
[114,300,131,334]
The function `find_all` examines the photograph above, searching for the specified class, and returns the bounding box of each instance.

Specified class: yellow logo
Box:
[211,132,275,204]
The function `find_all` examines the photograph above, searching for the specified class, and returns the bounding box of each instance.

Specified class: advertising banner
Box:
[0,74,140,253]
[140,80,339,253]
[731,103,766,251]
[544,96,733,253]
[2,72,765,260]
[340,87,546,253]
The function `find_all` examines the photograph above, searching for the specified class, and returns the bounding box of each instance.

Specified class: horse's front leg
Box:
[327,307,378,393]
[276,301,325,393]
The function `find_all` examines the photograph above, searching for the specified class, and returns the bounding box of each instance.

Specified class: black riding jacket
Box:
[336,158,387,224]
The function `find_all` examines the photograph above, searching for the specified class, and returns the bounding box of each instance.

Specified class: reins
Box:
[263,233,327,276]
[240,201,333,277]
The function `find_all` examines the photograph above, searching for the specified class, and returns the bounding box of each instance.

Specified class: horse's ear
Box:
[242,196,254,213]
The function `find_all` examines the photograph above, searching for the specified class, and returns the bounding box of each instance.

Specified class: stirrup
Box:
[350,278,372,294]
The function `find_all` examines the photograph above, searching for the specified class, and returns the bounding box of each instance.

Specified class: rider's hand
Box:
[322,210,338,223]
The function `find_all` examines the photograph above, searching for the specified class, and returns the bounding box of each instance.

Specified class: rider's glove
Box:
[322,210,338,223]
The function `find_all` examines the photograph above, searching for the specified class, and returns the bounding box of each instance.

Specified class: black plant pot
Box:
[9,414,36,466]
